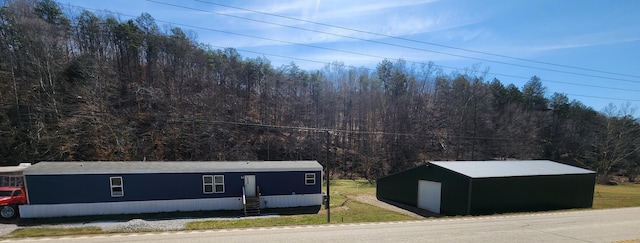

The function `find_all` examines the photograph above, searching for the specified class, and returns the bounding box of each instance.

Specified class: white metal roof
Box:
[0,163,31,173]
[430,160,594,178]
[23,161,322,175]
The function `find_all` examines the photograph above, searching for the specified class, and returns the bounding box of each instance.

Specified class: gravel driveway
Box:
[0,222,18,236]
[350,194,435,218]
[0,215,279,236]
[0,196,424,236]
[75,215,279,231]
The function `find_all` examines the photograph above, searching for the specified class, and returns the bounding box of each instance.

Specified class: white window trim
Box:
[305,173,316,185]
[110,176,124,197]
[213,175,225,193]
[203,175,214,194]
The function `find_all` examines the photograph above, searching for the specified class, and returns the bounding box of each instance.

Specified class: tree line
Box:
[1,0,638,182]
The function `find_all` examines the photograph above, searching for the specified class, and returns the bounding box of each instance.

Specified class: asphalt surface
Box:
[3,207,640,243]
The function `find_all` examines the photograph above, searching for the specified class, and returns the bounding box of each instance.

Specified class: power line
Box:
[0,102,536,141]
[51,0,640,106]
[145,0,640,84]
[227,44,640,97]
[223,44,640,94]
[193,0,640,80]
[53,2,640,104]
[560,93,640,102]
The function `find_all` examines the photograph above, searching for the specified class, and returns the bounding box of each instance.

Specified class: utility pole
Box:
[326,130,331,223]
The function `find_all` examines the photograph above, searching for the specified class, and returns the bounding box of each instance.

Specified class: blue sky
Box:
[59,0,640,114]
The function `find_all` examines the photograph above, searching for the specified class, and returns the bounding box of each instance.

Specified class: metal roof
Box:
[23,161,322,175]
[430,160,594,178]
[0,163,31,173]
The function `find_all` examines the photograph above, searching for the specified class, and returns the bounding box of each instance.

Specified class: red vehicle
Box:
[0,186,27,219]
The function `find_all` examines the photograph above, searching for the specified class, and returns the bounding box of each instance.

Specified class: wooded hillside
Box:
[1,0,638,181]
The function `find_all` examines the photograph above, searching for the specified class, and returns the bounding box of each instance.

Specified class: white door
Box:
[244,175,256,197]
[417,180,441,213]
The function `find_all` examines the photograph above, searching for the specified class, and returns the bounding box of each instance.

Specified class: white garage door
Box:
[417,180,441,213]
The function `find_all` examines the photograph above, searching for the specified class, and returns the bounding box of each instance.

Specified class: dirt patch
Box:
[0,221,19,236]
[349,195,430,218]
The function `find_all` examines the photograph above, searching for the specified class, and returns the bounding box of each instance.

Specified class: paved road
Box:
[5,207,640,243]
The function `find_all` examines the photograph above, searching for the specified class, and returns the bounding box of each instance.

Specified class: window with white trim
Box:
[203,175,214,193]
[214,175,225,193]
[110,176,124,197]
[203,175,225,193]
[305,173,316,185]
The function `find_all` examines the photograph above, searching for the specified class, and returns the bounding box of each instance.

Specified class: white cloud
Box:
[197,0,490,51]
[530,36,640,53]
[239,0,439,19]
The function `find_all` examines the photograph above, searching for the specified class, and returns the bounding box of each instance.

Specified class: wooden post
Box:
[326,130,331,223]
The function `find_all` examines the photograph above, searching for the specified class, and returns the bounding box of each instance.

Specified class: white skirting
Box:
[19,194,322,218]
[261,193,322,208]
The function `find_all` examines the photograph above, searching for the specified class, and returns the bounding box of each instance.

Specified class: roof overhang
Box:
[23,161,323,175]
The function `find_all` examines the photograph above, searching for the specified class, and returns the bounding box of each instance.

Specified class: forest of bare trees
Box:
[1,0,639,182]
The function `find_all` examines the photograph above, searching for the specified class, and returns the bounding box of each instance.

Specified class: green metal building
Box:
[376,160,596,216]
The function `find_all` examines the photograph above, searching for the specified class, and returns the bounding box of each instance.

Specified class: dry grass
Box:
[6,227,103,238]
[5,180,640,238]
[592,183,640,209]
[186,180,411,230]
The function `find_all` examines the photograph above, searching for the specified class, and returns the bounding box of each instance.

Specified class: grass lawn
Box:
[187,180,411,230]
[4,180,640,238]
[5,180,413,238]
[592,183,640,209]
[7,227,104,238]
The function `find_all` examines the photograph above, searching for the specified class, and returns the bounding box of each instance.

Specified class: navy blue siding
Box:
[26,171,321,205]
[253,171,321,196]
